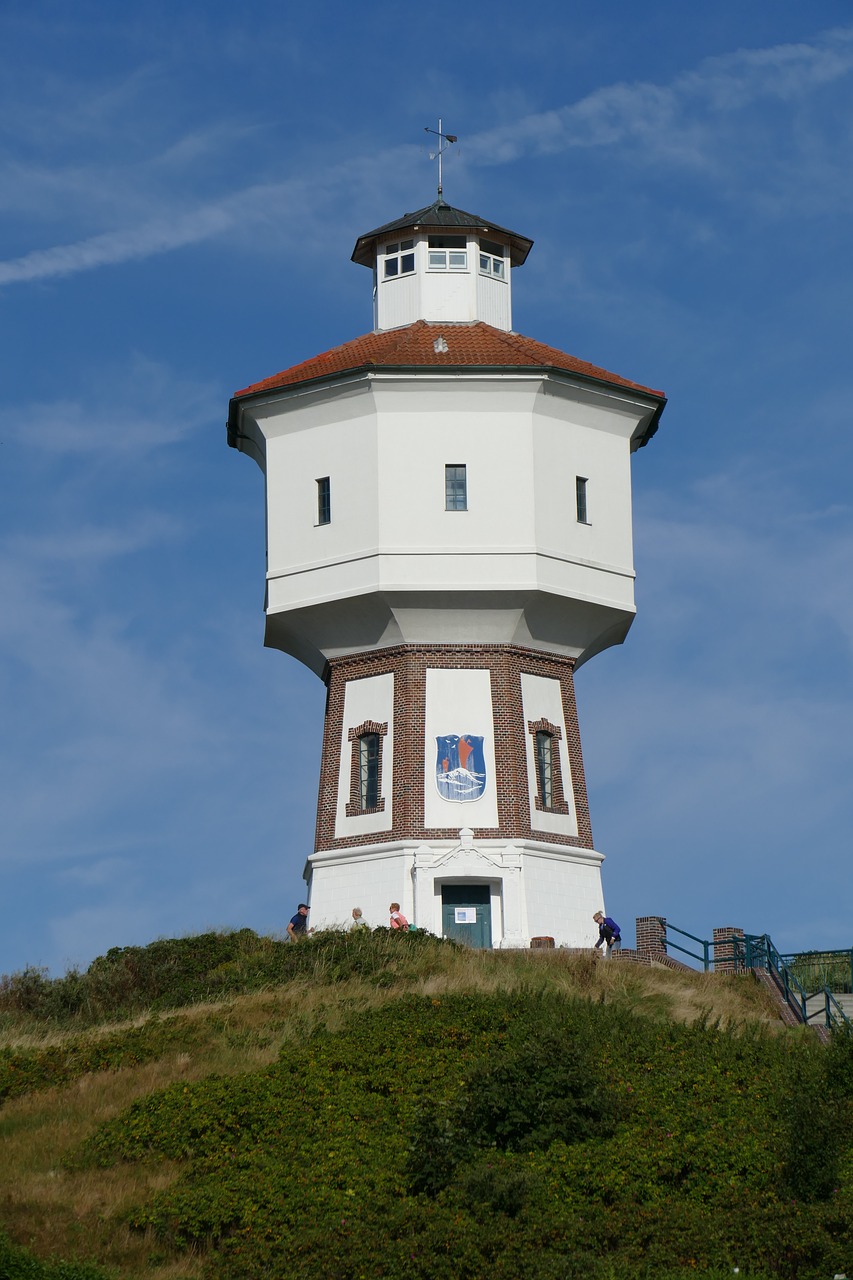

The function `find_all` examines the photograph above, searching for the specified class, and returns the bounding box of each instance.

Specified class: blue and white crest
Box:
[435,734,486,802]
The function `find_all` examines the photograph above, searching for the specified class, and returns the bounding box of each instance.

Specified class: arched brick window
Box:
[527,718,570,815]
[346,720,388,816]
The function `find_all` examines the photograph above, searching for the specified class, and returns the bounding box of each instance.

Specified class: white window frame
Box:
[428,234,468,272]
[382,239,416,280]
[478,238,506,280]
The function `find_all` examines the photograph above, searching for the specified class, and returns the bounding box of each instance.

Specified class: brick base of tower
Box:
[303,644,607,948]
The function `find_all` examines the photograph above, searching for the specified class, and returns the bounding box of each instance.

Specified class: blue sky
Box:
[3,0,853,976]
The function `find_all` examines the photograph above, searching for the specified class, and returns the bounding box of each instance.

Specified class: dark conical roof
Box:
[351,199,533,268]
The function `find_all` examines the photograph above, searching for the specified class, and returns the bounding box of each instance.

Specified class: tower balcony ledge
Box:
[262,585,635,677]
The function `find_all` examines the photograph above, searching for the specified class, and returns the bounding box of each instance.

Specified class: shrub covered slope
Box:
[1,928,851,1280]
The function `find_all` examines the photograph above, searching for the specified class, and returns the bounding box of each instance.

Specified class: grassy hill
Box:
[0,928,851,1280]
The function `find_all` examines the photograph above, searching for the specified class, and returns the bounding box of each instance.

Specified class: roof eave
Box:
[352,232,532,270]
[635,395,667,448]
[230,363,666,437]
[226,396,241,449]
[351,204,533,268]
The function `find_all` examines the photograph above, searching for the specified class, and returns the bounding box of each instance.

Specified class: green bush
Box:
[0,928,459,1029]
[0,1230,110,1279]
[0,1016,207,1104]
[407,1013,617,1194]
[66,992,853,1279]
[781,1050,848,1201]
[457,1152,539,1217]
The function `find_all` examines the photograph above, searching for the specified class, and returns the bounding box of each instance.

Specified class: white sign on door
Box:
[454,907,477,924]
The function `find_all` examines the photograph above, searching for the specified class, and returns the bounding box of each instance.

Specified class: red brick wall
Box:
[635,916,667,964]
[313,644,593,853]
[713,926,744,973]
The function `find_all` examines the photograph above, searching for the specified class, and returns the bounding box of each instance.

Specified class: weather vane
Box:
[424,119,457,199]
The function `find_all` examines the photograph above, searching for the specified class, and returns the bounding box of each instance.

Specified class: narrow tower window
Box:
[346,720,388,816]
[576,476,589,524]
[358,732,380,809]
[317,477,331,525]
[527,718,571,815]
[445,464,467,511]
[535,731,553,809]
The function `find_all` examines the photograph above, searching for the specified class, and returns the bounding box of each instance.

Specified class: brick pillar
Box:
[713,926,744,973]
[636,916,666,965]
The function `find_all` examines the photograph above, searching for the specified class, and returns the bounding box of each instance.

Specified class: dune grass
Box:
[0,931,811,1279]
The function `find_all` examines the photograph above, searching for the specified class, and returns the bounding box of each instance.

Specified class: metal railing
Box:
[739,934,850,1032]
[739,933,810,1021]
[659,923,851,1032]
[659,922,712,971]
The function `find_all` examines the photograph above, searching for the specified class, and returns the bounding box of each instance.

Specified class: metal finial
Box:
[424,118,457,199]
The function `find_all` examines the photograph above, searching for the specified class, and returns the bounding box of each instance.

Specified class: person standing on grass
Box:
[593,910,621,958]
[389,902,409,931]
[287,903,311,941]
[350,907,368,929]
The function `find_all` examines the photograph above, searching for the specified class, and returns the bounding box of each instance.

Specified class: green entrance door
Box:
[441,884,492,949]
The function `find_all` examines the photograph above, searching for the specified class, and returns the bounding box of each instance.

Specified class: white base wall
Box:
[303,830,605,948]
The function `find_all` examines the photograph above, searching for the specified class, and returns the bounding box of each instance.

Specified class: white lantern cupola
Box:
[351,199,533,333]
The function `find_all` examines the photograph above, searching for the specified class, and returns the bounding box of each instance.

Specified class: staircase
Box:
[635,920,852,1034]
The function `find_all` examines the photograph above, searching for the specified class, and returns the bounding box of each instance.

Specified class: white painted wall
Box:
[246,369,648,670]
[306,835,605,948]
[373,234,513,332]
[532,384,635,575]
[521,847,604,946]
[306,844,415,932]
[377,271,420,332]
[375,380,537,554]
[520,672,578,838]
[261,377,639,588]
[262,385,379,583]
[476,271,511,330]
[334,672,394,840]
[420,268,477,323]
[423,668,499,829]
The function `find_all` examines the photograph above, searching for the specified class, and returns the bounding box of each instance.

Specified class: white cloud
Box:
[57,856,134,888]
[3,26,851,291]
[2,354,216,455]
[469,26,853,163]
[0,346,323,892]
[0,205,235,286]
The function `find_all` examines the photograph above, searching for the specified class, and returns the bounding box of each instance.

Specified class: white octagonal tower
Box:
[228,197,666,947]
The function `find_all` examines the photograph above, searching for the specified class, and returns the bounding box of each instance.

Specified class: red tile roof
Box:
[232,320,665,401]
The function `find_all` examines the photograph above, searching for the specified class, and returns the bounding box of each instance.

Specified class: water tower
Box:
[227,188,665,947]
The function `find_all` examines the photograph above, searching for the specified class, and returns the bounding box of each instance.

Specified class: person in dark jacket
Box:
[593,910,621,958]
[287,903,310,941]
